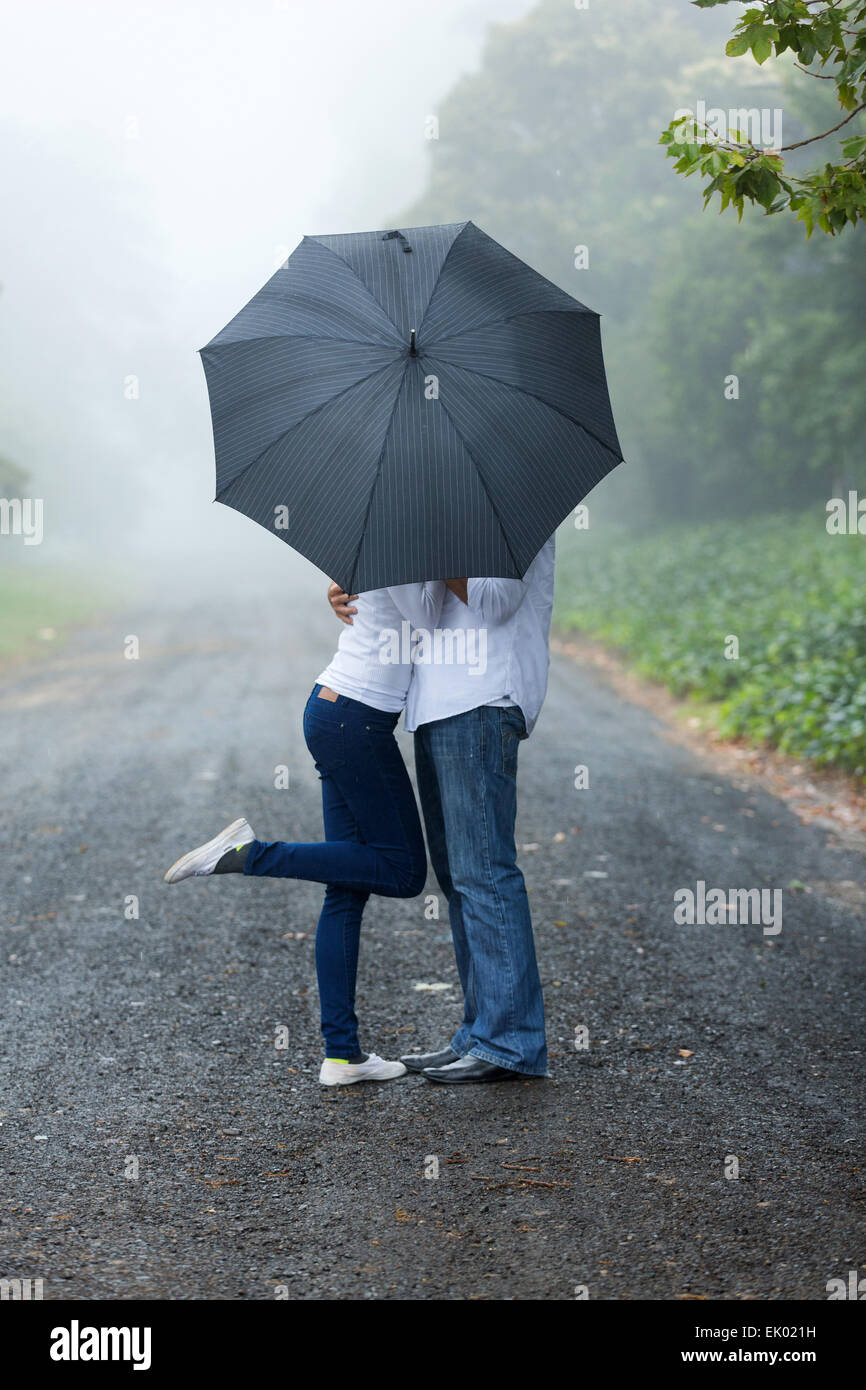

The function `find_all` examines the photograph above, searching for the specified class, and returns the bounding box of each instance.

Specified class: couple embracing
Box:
[164,535,555,1087]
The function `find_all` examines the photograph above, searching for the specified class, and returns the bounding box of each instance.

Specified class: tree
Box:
[660,1,866,236]
[0,452,29,498]
[392,0,864,526]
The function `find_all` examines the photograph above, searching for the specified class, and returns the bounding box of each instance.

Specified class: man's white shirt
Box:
[403,535,556,735]
[316,536,556,733]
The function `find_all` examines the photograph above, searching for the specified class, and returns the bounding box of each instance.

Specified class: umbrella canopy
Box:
[200,221,623,591]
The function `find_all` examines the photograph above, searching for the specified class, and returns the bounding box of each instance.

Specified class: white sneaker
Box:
[318,1054,407,1086]
[163,817,255,884]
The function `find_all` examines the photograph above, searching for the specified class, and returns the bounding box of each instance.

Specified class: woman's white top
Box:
[316,583,446,713]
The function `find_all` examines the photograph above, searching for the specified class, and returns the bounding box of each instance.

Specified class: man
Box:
[329,534,555,1084]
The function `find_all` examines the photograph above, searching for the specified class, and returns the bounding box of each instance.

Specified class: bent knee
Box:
[396,874,426,899]
[393,859,427,898]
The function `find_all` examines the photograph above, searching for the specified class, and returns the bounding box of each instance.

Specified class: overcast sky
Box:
[0,0,532,592]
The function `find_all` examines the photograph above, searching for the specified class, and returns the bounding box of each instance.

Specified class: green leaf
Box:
[751,33,773,64]
[838,83,859,112]
[726,33,752,57]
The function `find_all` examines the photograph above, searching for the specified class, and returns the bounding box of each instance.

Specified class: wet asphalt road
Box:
[1,571,864,1301]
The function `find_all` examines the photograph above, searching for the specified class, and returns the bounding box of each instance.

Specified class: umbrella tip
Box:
[383,228,412,252]
[409,328,417,356]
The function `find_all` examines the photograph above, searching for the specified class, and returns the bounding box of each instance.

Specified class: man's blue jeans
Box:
[414,705,547,1076]
[244,686,427,1058]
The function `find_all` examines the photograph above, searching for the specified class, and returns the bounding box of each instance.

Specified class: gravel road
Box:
[1,565,863,1300]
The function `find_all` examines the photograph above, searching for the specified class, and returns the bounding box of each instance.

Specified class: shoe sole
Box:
[163,817,250,884]
[319,1070,406,1087]
[423,1070,524,1084]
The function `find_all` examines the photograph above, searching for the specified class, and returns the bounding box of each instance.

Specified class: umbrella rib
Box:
[431,392,524,579]
[345,357,413,593]
[429,357,624,465]
[411,220,472,338]
[213,359,401,500]
[425,305,596,351]
[312,239,408,343]
[208,350,398,425]
[203,331,397,354]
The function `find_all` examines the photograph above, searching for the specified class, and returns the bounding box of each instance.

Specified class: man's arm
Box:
[465,576,528,624]
[445,575,526,623]
[330,571,529,626]
[388,581,447,629]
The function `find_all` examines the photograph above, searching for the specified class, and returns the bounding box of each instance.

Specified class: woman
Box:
[163,580,445,1086]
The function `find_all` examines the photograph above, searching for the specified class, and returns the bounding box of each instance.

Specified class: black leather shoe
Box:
[400,1047,459,1073]
[423,1055,524,1084]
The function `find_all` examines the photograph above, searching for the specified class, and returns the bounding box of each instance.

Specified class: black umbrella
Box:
[200,221,622,591]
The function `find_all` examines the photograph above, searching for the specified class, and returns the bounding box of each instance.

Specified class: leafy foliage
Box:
[555,512,866,777]
[661,1,866,235]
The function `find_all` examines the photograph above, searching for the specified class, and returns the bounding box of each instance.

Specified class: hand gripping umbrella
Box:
[200,221,623,591]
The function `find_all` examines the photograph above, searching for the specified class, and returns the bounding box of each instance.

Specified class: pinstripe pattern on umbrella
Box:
[200,221,623,591]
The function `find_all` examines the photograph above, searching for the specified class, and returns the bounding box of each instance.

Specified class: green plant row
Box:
[554,512,866,778]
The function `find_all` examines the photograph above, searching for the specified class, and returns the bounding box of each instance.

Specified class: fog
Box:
[0,0,532,602]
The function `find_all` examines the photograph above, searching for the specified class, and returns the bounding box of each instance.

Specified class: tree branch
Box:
[780,101,866,150]
[793,62,836,77]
